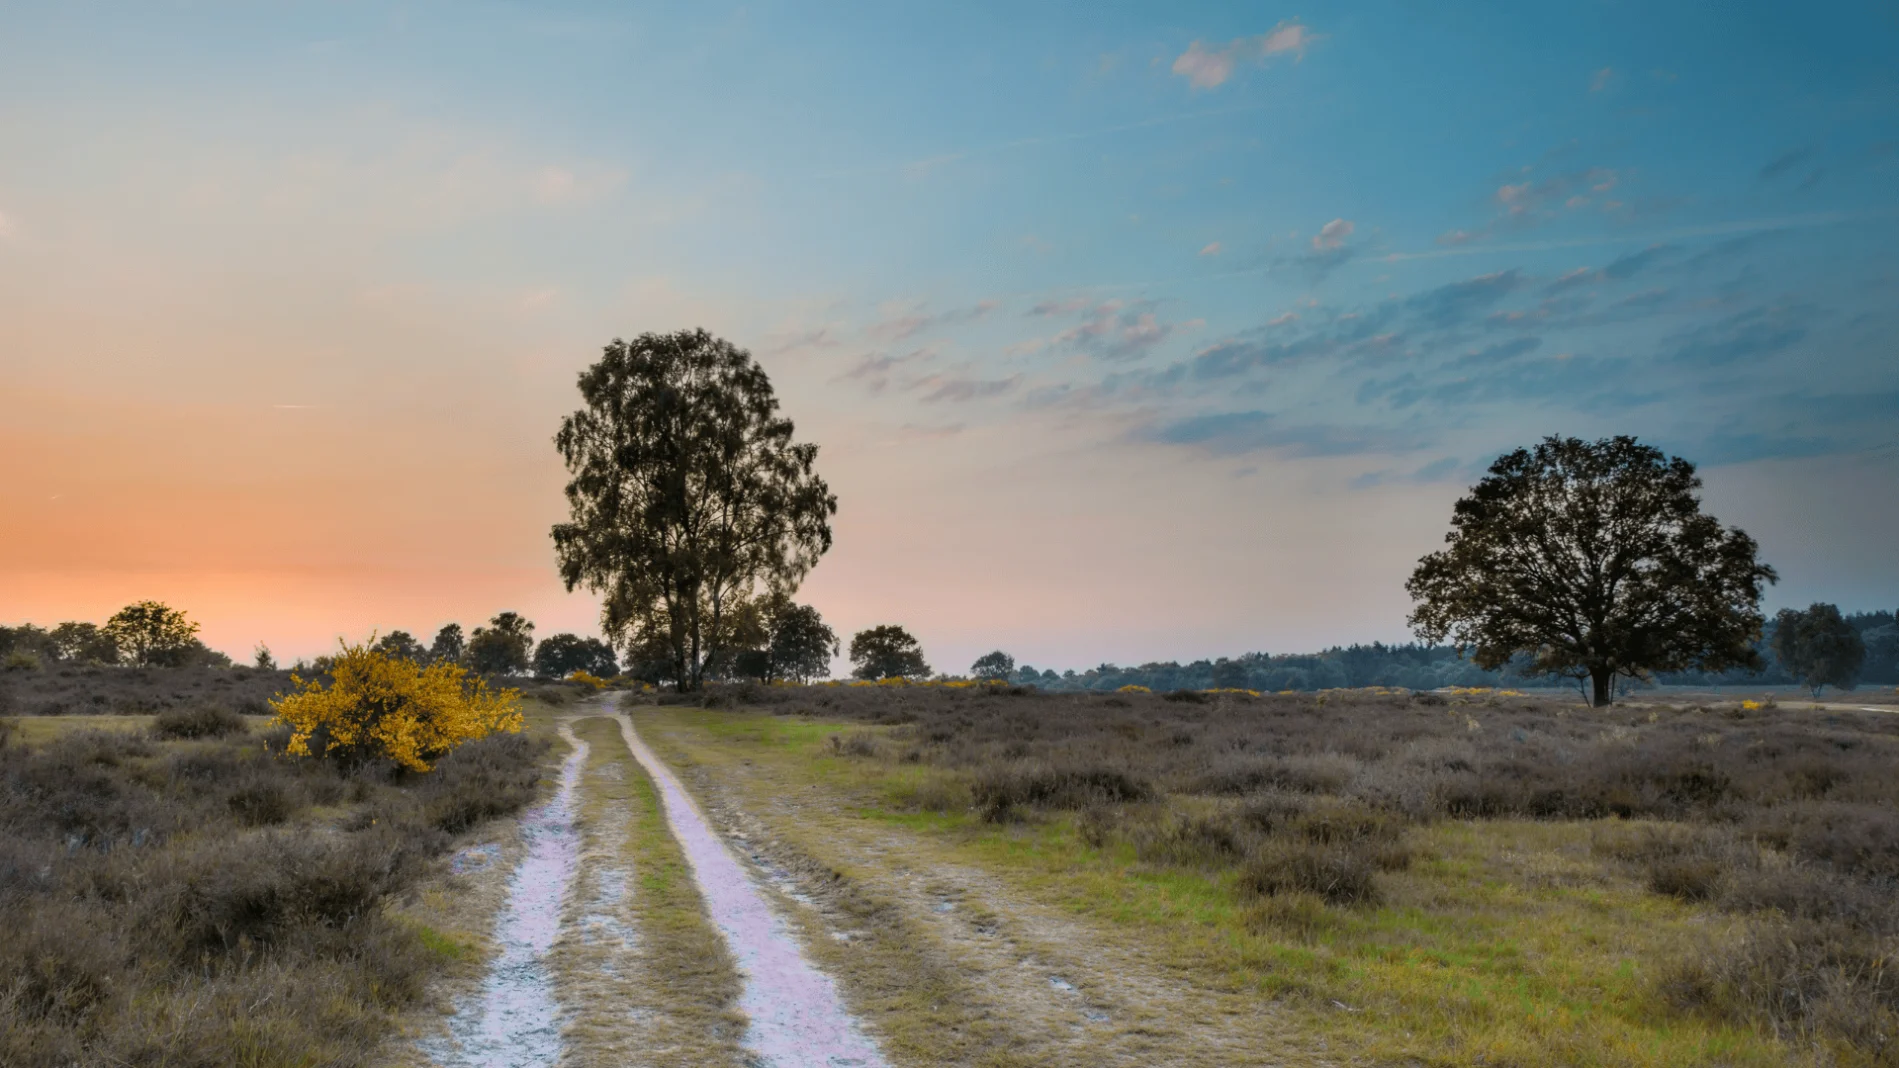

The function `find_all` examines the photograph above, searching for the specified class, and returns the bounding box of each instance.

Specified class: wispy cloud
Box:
[865,300,998,343]
[1141,410,1422,457]
[1759,147,1813,182]
[1199,241,1222,256]
[1171,21,1316,90]
[916,374,1023,403]
[1379,211,1864,263]
[1588,67,1616,92]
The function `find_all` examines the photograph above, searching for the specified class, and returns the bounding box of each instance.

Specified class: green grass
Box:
[641,707,1819,1067]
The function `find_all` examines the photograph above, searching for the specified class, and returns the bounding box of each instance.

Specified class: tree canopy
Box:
[850,625,931,681]
[429,623,466,664]
[1771,603,1865,696]
[468,612,534,675]
[370,630,427,662]
[552,329,836,692]
[103,601,201,667]
[767,602,838,682]
[50,622,117,664]
[970,650,1015,681]
[1406,435,1776,706]
[533,633,619,679]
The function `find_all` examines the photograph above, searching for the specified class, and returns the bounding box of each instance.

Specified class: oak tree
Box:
[850,625,931,681]
[1407,436,1776,707]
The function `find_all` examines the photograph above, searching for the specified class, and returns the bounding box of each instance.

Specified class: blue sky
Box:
[1,1,1895,669]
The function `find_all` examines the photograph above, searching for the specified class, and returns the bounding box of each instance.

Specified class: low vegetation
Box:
[0,698,549,1066]
[710,682,1899,1062]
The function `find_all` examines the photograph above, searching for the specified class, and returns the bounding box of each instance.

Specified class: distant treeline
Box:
[1008,611,1899,694]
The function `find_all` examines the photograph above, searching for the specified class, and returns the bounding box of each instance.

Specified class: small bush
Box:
[1132,810,1250,867]
[226,775,298,826]
[152,705,248,740]
[827,732,880,758]
[1240,839,1384,906]
[971,760,1153,821]
[415,732,548,834]
[1648,856,1724,902]
[1661,920,1899,1056]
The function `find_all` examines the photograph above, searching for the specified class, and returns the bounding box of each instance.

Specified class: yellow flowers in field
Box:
[1117,684,1152,693]
[568,670,609,690]
[271,643,523,772]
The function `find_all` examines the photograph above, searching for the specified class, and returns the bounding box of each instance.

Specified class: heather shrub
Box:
[0,693,548,1067]
[152,704,248,739]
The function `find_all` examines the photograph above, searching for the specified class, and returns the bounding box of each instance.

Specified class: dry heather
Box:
[0,712,548,1067]
[700,682,1899,1061]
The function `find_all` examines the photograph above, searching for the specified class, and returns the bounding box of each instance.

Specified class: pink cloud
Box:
[1311,218,1354,251]
[1171,20,1315,90]
[1199,241,1222,256]
[1589,67,1616,92]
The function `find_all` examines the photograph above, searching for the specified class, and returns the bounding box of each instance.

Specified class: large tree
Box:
[850,625,931,681]
[104,601,201,668]
[1407,436,1776,707]
[553,329,837,692]
[1771,603,1865,696]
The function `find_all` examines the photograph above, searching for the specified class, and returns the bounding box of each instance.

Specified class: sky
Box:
[2,1,1896,673]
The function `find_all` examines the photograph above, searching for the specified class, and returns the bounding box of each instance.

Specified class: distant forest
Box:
[1008,611,1899,694]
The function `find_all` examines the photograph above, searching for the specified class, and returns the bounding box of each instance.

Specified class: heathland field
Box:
[6,671,1899,1067]
[629,683,1899,1067]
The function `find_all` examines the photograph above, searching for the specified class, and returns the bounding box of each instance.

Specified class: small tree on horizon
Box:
[468,612,535,675]
[429,623,466,664]
[1407,436,1776,707]
[371,630,427,662]
[552,329,837,692]
[970,650,1015,681]
[769,603,839,683]
[103,601,201,668]
[1772,603,1865,696]
[254,643,276,671]
[50,622,118,664]
[533,633,619,679]
[850,625,931,681]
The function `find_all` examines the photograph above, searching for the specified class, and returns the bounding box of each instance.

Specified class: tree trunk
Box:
[1591,667,1614,708]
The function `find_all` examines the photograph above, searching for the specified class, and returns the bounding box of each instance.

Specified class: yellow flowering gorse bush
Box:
[271,642,523,772]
